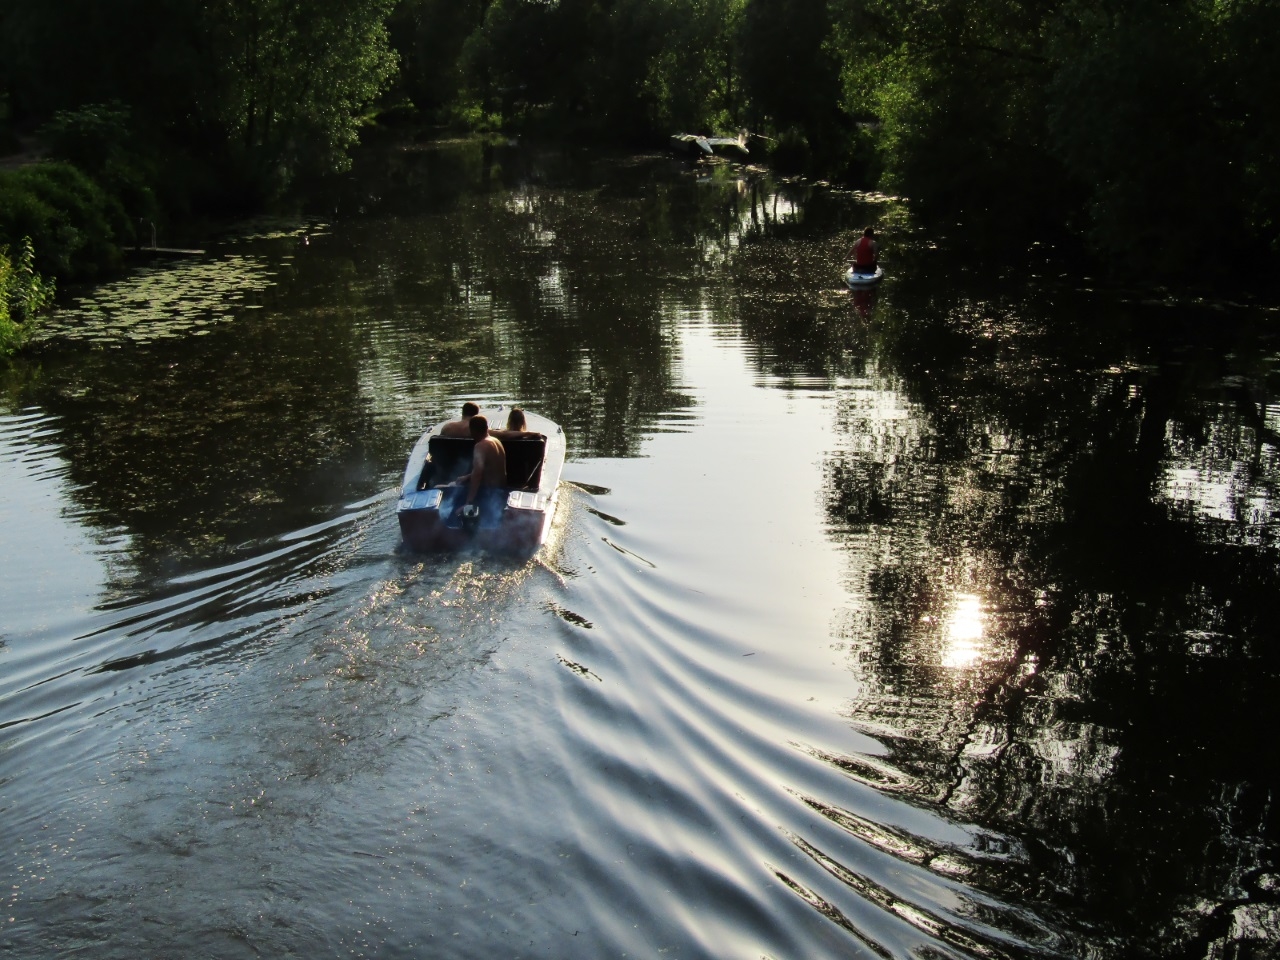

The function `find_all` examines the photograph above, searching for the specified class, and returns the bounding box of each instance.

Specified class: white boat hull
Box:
[397,407,565,554]
[845,266,884,287]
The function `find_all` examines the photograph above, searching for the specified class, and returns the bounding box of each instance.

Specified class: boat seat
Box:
[503,437,546,491]
[421,436,475,489]
[420,434,546,491]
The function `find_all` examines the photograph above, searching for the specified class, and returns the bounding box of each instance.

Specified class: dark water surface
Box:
[3,142,1279,959]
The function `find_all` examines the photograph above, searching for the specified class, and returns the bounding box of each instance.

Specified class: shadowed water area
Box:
[2,141,1279,959]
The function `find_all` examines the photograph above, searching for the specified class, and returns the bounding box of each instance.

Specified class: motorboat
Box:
[397,407,566,554]
[845,265,884,287]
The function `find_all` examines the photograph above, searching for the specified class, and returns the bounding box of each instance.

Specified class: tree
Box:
[828,0,1280,275]
[0,0,401,201]
[389,0,491,120]
[462,0,745,139]
[1048,0,1280,274]
[831,0,1065,222]
[645,0,747,133]
[740,0,842,135]
[199,0,399,187]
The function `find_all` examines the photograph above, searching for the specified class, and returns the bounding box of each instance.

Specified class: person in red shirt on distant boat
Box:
[849,226,879,275]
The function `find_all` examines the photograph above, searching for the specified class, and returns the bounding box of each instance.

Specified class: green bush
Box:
[767,128,812,175]
[0,161,129,280]
[41,102,160,226]
[0,237,57,358]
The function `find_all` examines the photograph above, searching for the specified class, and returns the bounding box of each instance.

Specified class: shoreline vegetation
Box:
[2,0,1277,355]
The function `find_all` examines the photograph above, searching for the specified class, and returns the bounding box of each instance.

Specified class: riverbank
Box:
[6,119,1275,362]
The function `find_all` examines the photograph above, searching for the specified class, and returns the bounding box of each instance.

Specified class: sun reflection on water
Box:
[942,594,986,669]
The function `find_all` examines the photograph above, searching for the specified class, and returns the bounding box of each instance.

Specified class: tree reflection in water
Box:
[772,266,1280,955]
[349,151,1279,954]
[16,143,1277,955]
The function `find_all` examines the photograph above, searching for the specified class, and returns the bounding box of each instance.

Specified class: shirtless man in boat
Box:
[439,401,480,438]
[457,415,507,509]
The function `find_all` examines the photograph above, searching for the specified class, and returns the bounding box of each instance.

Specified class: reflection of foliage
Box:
[26,144,737,573]
[814,274,1280,955]
[38,293,396,574]
[320,143,719,458]
[9,138,1280,955]
[728,187,906,383]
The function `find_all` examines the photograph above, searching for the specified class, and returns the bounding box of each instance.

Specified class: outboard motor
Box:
[460,503,481,534]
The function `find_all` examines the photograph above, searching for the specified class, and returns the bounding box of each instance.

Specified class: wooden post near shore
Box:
[132,219,205,257]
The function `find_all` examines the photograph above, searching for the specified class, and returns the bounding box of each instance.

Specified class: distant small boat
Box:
[704,136,750,161]
[845,266,884,287]
[397,407,566,554]
[669,133,714,158]
[669,132,750,162]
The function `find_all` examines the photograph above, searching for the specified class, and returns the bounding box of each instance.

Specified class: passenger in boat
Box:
[490,407,540,440]
[849,226,879,275]
[440,401,480,438]
[456,415,507,509]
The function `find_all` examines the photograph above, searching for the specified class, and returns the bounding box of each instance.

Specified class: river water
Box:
[2,141,1278,959]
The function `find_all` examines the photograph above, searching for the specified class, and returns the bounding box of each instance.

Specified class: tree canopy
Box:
[0,0,1275,282]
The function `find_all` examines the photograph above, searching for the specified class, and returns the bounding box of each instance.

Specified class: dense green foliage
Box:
[388,0,1277,279]
[41,103,160,227]
[0,0,1275,283]
[0,0,398,203]
[201,0,398,183]
[441,0,747,136]
[0,236,55,356]
[833,0,1280,275]
[0,0,400,293]
[0,162,130,279]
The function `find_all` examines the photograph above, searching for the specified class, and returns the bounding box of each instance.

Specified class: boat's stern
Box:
[398,488,450,551]
[398,409,565,555]
[500,490,553,552]
[845,265,884,286]
[399,487,551,554]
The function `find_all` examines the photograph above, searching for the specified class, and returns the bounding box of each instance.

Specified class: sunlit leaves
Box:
[200,0,399,180]
[0,237,55,355]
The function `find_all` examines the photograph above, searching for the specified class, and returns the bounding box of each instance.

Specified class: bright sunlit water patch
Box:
[942,594,986,669]
[0,411,114,641]
[1160,464,1250,523]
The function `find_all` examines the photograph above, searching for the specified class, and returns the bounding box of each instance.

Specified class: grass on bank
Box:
[0,237,56,357]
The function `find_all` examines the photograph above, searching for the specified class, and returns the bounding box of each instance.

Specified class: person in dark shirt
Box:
[849,227,879,274]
